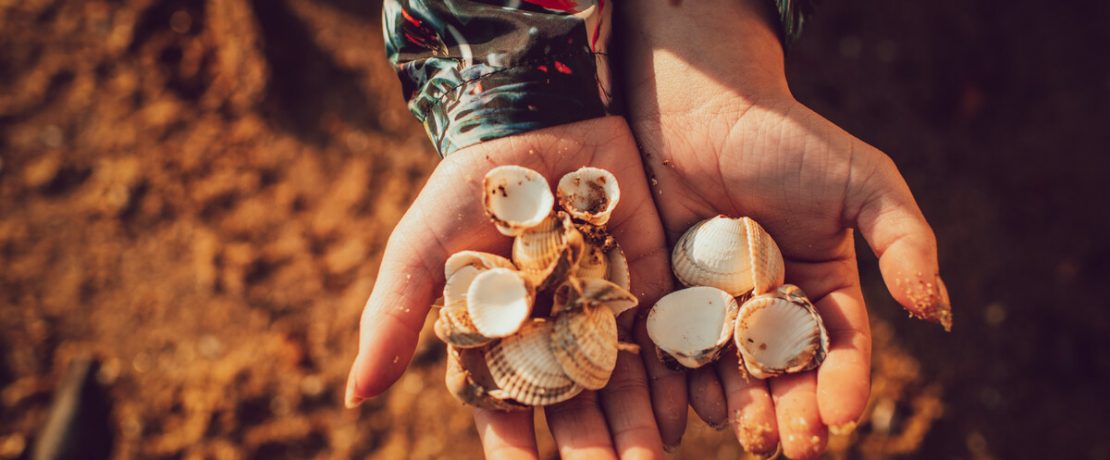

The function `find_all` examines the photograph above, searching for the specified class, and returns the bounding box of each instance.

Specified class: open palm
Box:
[345,117,673,459]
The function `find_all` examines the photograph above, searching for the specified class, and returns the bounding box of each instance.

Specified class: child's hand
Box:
[621,1,951,457]
[345,117,674,459]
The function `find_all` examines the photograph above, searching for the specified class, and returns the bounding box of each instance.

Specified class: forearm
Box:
[618,0,792,118]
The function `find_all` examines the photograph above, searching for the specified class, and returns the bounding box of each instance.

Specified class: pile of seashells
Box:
[645,216,830,380]
[435,165,638,409]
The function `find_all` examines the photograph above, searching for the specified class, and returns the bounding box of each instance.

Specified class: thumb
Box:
[345,224,445,408]
[852,149,952,330]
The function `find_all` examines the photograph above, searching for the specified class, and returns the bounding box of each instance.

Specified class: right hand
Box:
[344,116,674,459]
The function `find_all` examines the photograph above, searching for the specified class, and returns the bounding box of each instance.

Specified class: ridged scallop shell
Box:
[551,305,618,389]
[671,216,785,297]
[485,320,583,406]
[552,277,639,318]
[483,165,556,236]
[646,286,739,369]
[557,167,620,226]
[512,212,584,291]
[466,268,534,338]
[445,345,528,411]
[734,284,828,379]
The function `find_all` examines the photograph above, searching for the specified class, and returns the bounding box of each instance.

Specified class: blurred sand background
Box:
[2,0,1109,458]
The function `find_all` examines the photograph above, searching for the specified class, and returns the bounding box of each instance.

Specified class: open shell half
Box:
[557,167,620,226]
[734,284,829,379]
[552,277,639,318]
[445,345,528,411]
[483,165,555,236]
[485,320,583,406]
[671,216,785,297]
[436,251,516,348]
[466,268,534,338]
[646,286,739,369]
[551,305,619,389]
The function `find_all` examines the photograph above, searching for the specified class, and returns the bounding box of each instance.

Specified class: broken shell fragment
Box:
[551,305,619,389]
[483,165,556,236]
[671,216,785,297]
[552,277,639,318]
[445,346,528,411]
[646,286,739,369]
[734,284,829,379]
[434,305,493,349]
[466,268,534,338]
[512,212,584,291]
[557,167,620,226]
[576,242,631,291]
[485,320,583,406]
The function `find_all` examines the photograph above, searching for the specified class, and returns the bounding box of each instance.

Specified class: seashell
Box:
[557,167,620,226]
[576,242,631,291]
[552,277,639,318]
[466,268,535,338]
[512,212,584,291]
[435,305,492,349]
[551,305,619,389]
[483,165,556,236]
[443,251,515,310]
[733,284,829,379]
[445,345,528,411]
[485,320,583,406]
[646,286,739,369]
[671,216,785,297]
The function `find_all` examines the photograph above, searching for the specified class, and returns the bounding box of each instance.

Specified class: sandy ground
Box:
[2,0,1108,459]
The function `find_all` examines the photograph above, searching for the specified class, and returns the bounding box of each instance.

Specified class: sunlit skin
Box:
[344,117,673,459]
[621,1,950,458]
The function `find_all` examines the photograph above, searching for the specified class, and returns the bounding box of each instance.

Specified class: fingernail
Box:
[662,443,678,453]
[903,273,953,332]
[755,442,781,460]
[710,420,729,432]
[344,362,365,409]
[829,421,858,435]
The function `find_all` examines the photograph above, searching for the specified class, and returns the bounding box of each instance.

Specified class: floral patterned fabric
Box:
[383,0,811,156]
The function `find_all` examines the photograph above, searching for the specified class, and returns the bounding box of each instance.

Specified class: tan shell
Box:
[646,286,739,369]
[443,251,515,310]
[556,167,620,226]
[483,165,556,236]
[466,268,535,338]
[435,305,492,349]
[512,212,584,291]
[576,241,631,291]
[734,284,829,379]
[485,320,583,406]
[552,277,639,318]
[671,216,785,297]
[551,305,619,389]
[445,346,528,411]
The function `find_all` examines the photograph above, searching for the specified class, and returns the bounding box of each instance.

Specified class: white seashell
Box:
[605,243,631,290]
[671,216,785,297]
[512,212,584,291]
[646,286,739,369]
[466,268,534,338]
[445,345,528,411]
[485,320,583,406]
[444,251,515,310]
[733,284,829,379]
[551,305,619,389]
[576,241,631,291]
[557,167,620,226]
[483,166,556,236]
[552,277,639,318]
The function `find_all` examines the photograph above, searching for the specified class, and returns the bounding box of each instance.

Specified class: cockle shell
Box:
[551,305,619,389]
[435,305,492,349]
[436,251,516,348]
[445,345,528,411]
[734,284,829,380]
[485,320,583,406]
[466,268,534,338]
[646,286,739,369]
[552,277,639,318]
[671,216,785,297]
[557,167,620,226]
[576,242,632,291]
[512,212,584,291]
[483,165,556,236]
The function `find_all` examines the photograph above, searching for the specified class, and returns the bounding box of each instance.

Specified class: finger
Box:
[634,317,688,450]
[853,150,951,330]
[474,408,540,460]
[716,349,779,457]
[688,366,728,430]
[769,372,827,459]
[545,391,618,460]
[787,258,872,432]
[598,341,665,459]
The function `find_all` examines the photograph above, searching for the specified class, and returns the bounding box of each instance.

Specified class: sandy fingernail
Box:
[829,421,858,435]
